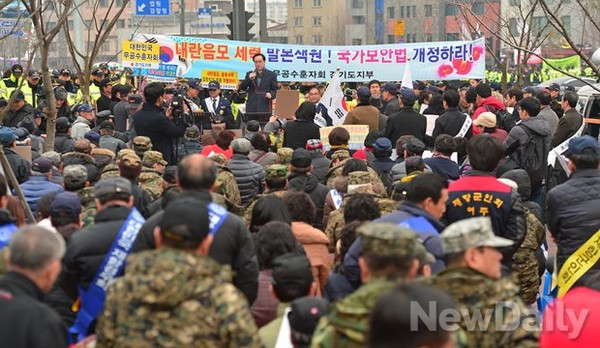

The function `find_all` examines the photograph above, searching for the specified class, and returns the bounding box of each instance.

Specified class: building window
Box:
[446,32,459,41]
[387,34,395,43]
[425,5,432,17]
[352,16,365,24]
[562,15,571,36]
[425,33,433,42]
[295,35,303,44]
[351,0,364,9]
[532,16,547,35]
[313,0,321,6]
[294,17,303,26]
[406,6,411,17]
[472,2,485,15]
[387,6,395,19]
[117,19,125,28]
[84,19,92,27]
[313,35,322,44]
[115,0,123,6]
[509,0,519,5]
[313,16,321,26]
[294,0,302,8]
[99,0,108,7]
[400,6,405,18]
[445,4,458,16]
[352,38,362,45]
[412,6,417,17]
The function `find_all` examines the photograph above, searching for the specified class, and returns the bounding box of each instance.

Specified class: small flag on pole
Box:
[321,70,348,126]
[401,60,413,91]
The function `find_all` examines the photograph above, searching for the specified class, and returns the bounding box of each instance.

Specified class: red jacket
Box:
[472,96,506,135]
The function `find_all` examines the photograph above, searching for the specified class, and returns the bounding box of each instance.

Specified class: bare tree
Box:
[62,0,131,103]
[20,0,72,151]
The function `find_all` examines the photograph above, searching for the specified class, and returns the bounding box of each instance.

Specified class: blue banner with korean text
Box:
[130,34,485,84]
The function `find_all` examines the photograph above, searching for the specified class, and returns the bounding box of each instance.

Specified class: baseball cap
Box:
[13,127,29,141]
[185,125,200,139]
[50,192,82,218]
[403,137,426,155]
[291,148,312,168]
[60,68,71,75]
[400,88,417,104]
[132,136,152,153]
[187,79,201,90]
[127,94,143,108]
[356,86,370,100]
[32,156,53,173]
[288,297,331,335]
[27,70,41,79]
[271,253,314,289]
[208,80,221,90]
[54,87,68,100]
[63,164,88,187]
[0,127,16,144]
[277,147,293,165]
[93,177,133,198]
[77,104,94,113]
[265,164,288,179]
[41,151,61,167]
[159,197,210,246]
[143,150,167,166]
[10,90,24,101]
[373,137,392,152]
[305,139,323,152]
[99,120,115,131]
[522,86,536,94]
[382,82,397,95]
[547,83,561,91]
[11,64,23,74]
[441,216,514,254]
[96,110,113,120]
[98,78,111,88]
[413,80,426,90]
[92,68,104,76]
[246,120,260,132]
[359,222,421,257]
[55,117,71,132]
[473,112,496,128]
[84,131,100,143]
[567,135,600,156]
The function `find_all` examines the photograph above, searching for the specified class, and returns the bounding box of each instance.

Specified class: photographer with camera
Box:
[132,82,186,165]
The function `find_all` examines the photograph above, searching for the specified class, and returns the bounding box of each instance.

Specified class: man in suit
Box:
[201,81,236,130]
[239,53,279,115]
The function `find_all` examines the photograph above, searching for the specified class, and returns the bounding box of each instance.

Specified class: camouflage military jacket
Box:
[95,248,262,348]
[100,164,119,180]
[76,187,97,228]
[139,167,163,201]
[324,160,387,196]
[324,192,397,253]
[214,166,241,206]
[513,208,545,305]
[425,267,539,348]
[311,278,396,348]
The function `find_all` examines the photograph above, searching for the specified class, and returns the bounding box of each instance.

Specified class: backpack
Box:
[485,105,516,133]
[514,125,548,188]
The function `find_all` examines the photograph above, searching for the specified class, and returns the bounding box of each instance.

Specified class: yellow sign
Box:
[395,20,405,37]
[201,70,239,90]
[121,41,160,69]
[320,125,369,150]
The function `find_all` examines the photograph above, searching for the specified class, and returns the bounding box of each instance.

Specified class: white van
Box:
[577,83,600,118]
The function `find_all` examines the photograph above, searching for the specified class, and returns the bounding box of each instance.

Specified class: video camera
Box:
[165,86,195,127]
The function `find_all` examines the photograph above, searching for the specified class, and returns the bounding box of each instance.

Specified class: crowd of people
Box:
[0,54,598,348]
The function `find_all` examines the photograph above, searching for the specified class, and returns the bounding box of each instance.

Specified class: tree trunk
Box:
[40,43,57,152]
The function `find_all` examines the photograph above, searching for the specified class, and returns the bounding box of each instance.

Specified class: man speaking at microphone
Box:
[239,53,279,114]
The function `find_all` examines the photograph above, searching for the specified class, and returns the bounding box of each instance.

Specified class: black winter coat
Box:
[547,169,600,287]
[384,106,427,145]
[283,119,321,150]
[54,132,75,154]
[63,205,132,299]
[287,173,328,229]
[132,191,259,303]
[0,272,68,348]
[132,104,186,165]
[4,147,30,184]
[432,107,472,140]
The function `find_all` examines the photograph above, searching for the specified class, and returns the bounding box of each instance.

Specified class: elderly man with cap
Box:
[243,163,288,226]
[0,63,24,99]
[312,223,428,347]
[95,78,113,113]
[385,89,427,144]
[176,125,203,162]
[19,70,44,108]
[427,216,538,346]
[545,82,564,118]
[62,164,95,216]
[369,137,395,179]
[111,84,132,133]
[0,126,30,184]
[118,153,151,216]
[547,136,600,292]
[0,226,67,347]
[184,78,202,108]
[306,139,330,183]
[97,197,261,347]
[343,86,380,131]
[138,150,167,202]
[132,135,152,158]
[201,80,236,130]
[71,104,95,140]
[227,138,265,207]
[3,89,36,131]
[62,138,100,183]
[62,178,136,322]
[287,148,328,229]
[98,120,126,155]
[389,137,432,182]
[19,157,64,214]
[381,82,400,116]
[123,94,142,133]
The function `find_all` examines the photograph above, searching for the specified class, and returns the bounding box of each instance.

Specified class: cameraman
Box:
[131,82,186,165]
